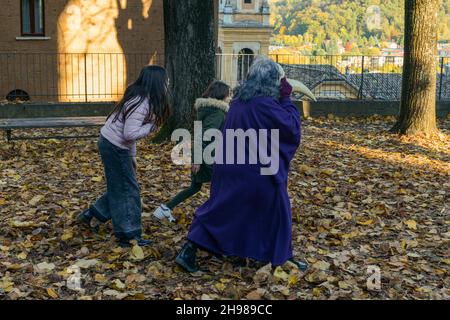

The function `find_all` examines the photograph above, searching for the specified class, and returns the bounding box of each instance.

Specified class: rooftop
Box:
[282,63,450,100]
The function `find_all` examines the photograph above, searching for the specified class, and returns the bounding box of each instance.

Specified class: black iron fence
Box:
[270,54,405,101]
[279,54,450,101]
[0,52,449,103]
[438,57,450,101]
[0,52,163,103]
[218,54,450,101]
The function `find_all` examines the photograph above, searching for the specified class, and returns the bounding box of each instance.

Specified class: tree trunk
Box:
[154,0,217,141]
[390,0,439,135]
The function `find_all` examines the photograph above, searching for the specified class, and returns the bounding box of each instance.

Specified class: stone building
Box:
[217,0,272,86]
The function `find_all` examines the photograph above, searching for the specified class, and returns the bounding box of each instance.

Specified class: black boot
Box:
[175,241,199,273]
[77,209,93,225]
[118,237,153,248]
[77,209,102,233]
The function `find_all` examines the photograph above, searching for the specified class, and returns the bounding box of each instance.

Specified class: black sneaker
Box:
[118,237,153,248]
[77,209,93,225]
[175,241,199,273]
[76,209,100,233]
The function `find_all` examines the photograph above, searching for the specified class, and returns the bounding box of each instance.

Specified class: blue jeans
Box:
[89,135,142,240]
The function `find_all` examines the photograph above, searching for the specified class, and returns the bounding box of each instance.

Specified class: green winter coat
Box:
[192,97,229,183]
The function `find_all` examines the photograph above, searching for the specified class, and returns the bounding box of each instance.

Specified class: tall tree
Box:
[390,0,439,135]
[155,0,217,141]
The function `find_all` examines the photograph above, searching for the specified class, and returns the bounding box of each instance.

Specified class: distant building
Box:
[381,47,404,68]
[337,43,346,55]
[386,42,400,49]
[217,0,272,86]
[438,46,450,57]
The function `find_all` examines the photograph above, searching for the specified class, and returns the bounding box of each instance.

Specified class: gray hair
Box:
[234,56,282,102]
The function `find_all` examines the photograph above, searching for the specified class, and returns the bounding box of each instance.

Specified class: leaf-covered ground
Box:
[0,117,449,300]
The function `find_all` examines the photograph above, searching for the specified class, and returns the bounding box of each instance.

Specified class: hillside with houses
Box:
[269,0,450,56]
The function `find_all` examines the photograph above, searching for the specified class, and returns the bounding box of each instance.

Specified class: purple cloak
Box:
[187,96,301,266]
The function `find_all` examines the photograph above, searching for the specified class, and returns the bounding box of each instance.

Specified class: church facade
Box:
[217,0,272,86]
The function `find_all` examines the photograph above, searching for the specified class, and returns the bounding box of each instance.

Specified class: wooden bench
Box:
[0,102,114,142]
[1,117,106,142]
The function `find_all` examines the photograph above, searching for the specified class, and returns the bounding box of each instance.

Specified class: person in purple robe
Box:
[175,57,307,272]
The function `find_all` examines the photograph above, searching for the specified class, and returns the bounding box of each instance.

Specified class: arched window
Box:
[237,48,254,81]
[243,0,254,9]
[6,89,30,102]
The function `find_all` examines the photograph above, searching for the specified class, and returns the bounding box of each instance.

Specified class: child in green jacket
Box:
[153,80,230,222]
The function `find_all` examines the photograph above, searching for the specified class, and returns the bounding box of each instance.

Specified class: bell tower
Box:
[217,0,273,85]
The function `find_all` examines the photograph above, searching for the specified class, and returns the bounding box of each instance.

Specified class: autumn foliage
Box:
[0,117,449,299]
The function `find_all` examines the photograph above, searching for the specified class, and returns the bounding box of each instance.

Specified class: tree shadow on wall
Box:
[115,0,163,87]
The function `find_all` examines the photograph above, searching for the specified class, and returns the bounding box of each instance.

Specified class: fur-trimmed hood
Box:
[194,98,229,113]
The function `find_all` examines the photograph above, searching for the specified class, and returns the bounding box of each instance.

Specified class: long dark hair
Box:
[108,65,171,128]
[202,80,230,100]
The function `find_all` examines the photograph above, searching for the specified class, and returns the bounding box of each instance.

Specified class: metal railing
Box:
[0,52,163,103]
[217,54,450,101]
[438,57,450,101]
[0,52,448,103]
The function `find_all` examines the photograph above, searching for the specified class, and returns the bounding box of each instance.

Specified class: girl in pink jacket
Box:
[77,66,171,247]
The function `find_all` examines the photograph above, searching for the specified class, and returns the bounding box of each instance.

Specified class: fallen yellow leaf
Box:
[401,240,407,251]
[214,282,226,291]
[0,276,14,293]
[273,266,290,282]
[324,186,334,193]
[320,169,335,176]
[95,274,108,283]
[29,195,44,206]
[130,244,145,261]
[312,287,321,297]
[61,230,74,241]
[312,260,330,271]
[341,230,360,239]
[10,220,38,228]
[299,164,315,175]
[338,281,351,290]
[357,219,374,226]
[112,279,126,290]
[47,288,59,299]
[339,212,353,220]
[404,220,417,230]
[288,274,298,286]
[17,252,27,260]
